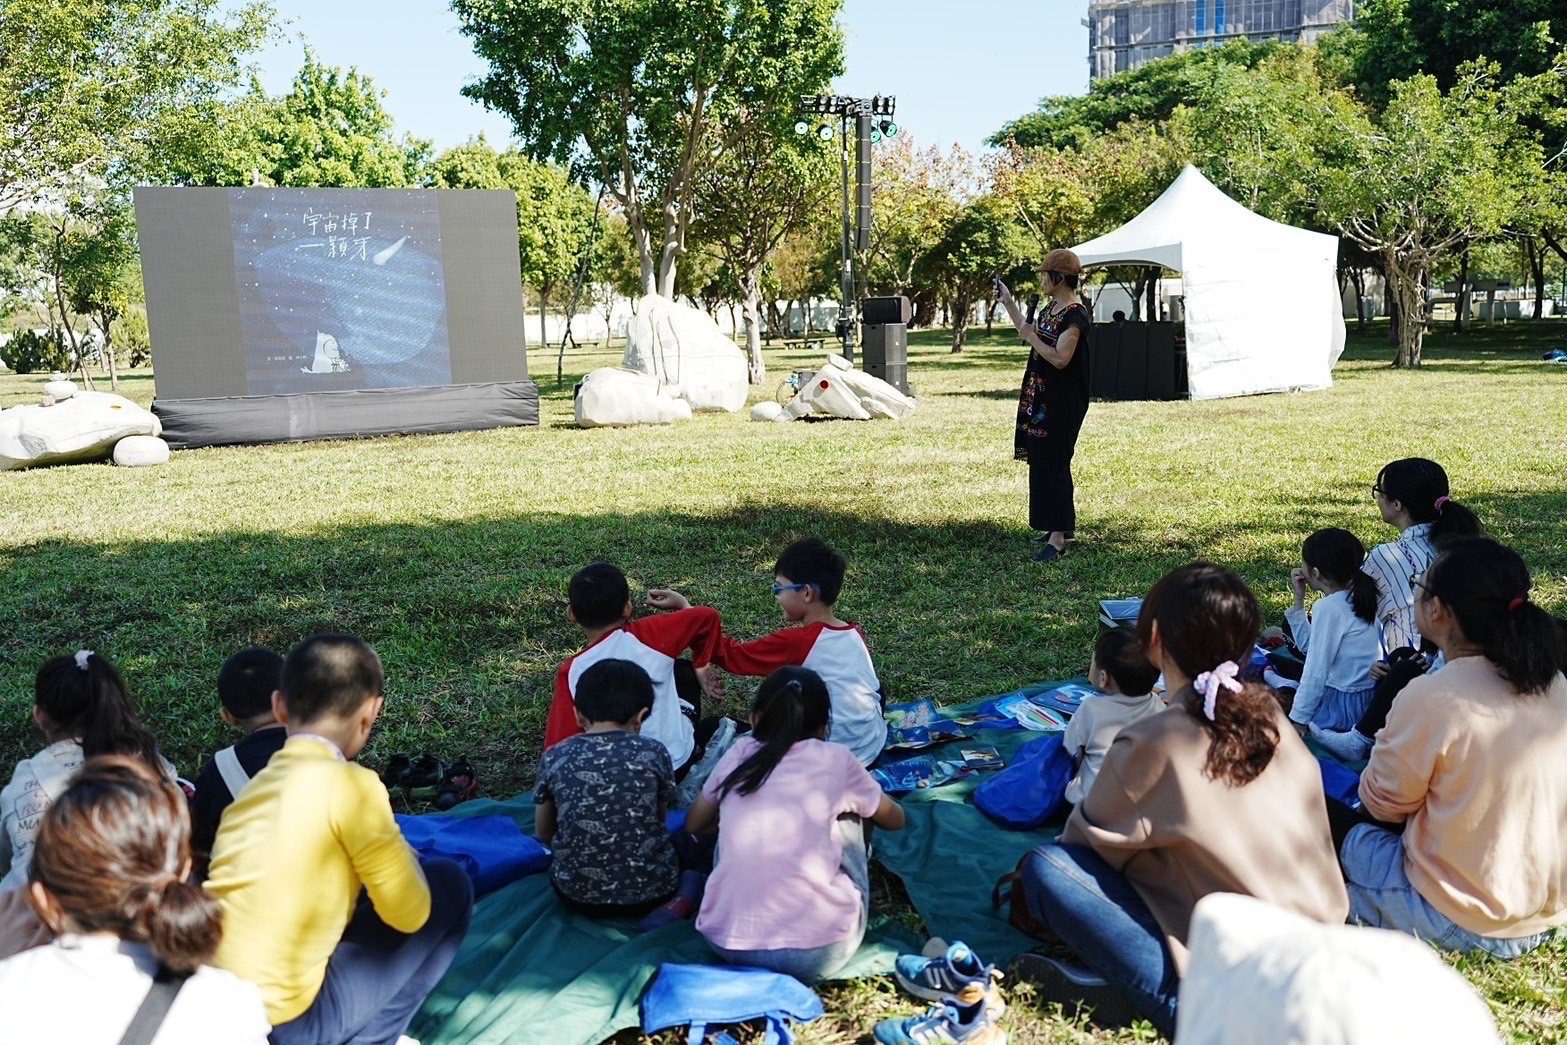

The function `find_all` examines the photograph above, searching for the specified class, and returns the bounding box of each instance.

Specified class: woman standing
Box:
[997,249,1091,563]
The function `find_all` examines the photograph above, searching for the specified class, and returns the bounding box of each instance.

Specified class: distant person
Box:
[648,537,887,766]
[188,647,287,878]
[205,634,472,1043]
[1062,624,1162,805]
[0,757,270,1044]
[1112,310,1127,323]
[996,249,1091,564]
[1333,538,1567,957]
[1,651,171,891]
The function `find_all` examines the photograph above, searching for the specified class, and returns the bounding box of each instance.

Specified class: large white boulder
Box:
[574,367,693,428]
[623,294,748,413]
[0,391,161,471]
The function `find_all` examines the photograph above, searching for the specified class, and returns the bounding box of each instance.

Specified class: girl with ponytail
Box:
[1344,537,1567,957]
[1284,528,1381,733]
[1016,563,1347,1035]
[1,651,172,891]
[685,667,905,981]
[0,756,268,1042]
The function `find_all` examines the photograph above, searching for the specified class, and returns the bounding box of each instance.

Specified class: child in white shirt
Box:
[1285,528,1380,733]
[1063,625,1162,805]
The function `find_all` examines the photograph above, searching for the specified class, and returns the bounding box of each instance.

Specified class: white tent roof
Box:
[1072,166,1346,400]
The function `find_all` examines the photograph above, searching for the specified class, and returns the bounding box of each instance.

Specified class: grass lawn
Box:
[3,320,1565,1041]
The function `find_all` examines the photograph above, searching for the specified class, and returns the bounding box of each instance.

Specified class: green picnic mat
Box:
[410,679,1081,1044]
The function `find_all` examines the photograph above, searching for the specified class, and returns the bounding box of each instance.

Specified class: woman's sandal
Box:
[433,758,478,812]
[1032,544,1064,563]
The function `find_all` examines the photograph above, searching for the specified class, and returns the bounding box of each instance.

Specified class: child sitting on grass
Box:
[649,538,887,766]
[2,650,169,892]
[535,659,683,920]
[0,756,269,1044]
[1285,528,1380,734]
[543,561,724,776]
[205,634,473,1043]
[1062,624,1162,805]
[189,647,288,877]
[686,667,905,982]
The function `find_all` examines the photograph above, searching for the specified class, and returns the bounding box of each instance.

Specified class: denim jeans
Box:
[270,858,474,1045]
[1341,824,1553,959]
[705,817,869,983]
[1020,843,1179,1035]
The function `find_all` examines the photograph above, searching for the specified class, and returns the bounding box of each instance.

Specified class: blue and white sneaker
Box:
[894,941,1004,1015]
[873,1000,1007,1045]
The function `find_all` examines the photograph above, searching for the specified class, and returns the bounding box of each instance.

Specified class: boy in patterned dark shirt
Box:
[534,658,679,918]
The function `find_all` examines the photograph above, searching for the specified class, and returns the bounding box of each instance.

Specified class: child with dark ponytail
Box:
[1016,563,1346,1035]
[1,650,171,891]
[1345,537,1567,957]
[684,667,905,982]
[1284,528,1380,733]
[0,756,269,1042]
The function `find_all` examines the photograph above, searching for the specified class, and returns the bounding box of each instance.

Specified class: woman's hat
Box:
[1041,248,1083,276]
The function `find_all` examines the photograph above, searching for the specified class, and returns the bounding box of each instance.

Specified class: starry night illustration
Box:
[230,189,454,395]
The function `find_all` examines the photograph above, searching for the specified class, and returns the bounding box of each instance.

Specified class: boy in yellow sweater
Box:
[205,634,473,1042]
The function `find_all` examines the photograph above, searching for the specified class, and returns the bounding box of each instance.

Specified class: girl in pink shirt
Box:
[685,667,905,982]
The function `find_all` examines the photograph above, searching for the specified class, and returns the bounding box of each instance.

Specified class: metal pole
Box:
[838,112,856,364]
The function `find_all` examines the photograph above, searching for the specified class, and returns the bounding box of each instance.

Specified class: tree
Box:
[1319,64,1531,367]
[917,198,1030,353]
[454,0,844,297]
[0,0,271,207]
[692,110,833,382]
[863,137,976,299]
[991,39,1281,150]
[61,197,141,390]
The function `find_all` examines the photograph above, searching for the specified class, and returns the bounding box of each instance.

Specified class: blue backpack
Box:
[641,963,823,1045]
[973,733,1075,830]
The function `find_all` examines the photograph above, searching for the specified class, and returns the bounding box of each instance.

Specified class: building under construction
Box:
[1086,0,1356,80]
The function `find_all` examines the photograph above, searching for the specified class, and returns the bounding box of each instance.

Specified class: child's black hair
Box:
[1376,458,1482,544]
[1424,538,1564,695]
[1302,527,1378,624]
[774,538,847,605]
[569,561,631,629]
[574,659,655,726]
[217,646,285,721]
[280,634,383,724]
[714,667,831,799]
[1093,624,1159,696]
[35,652,163,775]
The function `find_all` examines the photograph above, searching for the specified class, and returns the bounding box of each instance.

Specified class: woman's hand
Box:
[645,588,691,611]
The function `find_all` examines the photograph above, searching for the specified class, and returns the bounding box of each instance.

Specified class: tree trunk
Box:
[98,316,119,391]
[1385,253,1425,367]
[540,287,549,363]
[742,267,765,384]
[1146,268,1159,320]
[1528,238,1547,320]
[49,265,94,391]
[1348,268,1367,332]
[984,295,994,336]
[1453,247,1470,333]
[950,297,971,353]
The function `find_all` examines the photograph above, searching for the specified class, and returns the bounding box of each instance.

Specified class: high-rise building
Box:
[1086,1,1356,80]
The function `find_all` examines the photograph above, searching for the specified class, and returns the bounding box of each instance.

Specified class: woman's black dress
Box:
[1014,302,1091,534]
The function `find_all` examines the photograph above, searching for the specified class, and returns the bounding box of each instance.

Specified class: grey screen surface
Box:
[134,188,529,401]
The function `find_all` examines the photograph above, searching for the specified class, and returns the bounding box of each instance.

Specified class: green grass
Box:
[3,320,1566,1041]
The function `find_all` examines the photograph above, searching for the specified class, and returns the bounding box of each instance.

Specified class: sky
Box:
[241,0,1090,156]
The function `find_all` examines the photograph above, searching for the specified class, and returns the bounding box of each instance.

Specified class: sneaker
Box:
[1311,724,1372,762]
[433,758,478,811]
[873,999,1006,1044]
[895,941,1004,1015]
[1011,954,1140,1029]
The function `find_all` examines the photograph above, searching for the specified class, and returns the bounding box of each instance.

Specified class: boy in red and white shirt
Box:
[649,538,887,765]
[543,562,722,771]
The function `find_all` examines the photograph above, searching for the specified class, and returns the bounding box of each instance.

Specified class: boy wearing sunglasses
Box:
[648,538,887,766]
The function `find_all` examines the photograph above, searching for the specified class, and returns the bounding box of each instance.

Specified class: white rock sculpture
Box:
[112,435,172,468]
[623,294,748,413]
[783,355,917,422]
[574,367,693,428]
[749,401,789,423]
[0,391,162,471]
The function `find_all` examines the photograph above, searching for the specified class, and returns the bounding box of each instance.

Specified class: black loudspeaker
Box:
[862,323,908,393]
[856,114,873,250]
[862,295,912,324]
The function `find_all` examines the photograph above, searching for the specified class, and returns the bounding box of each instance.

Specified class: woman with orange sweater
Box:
[1342,537,1567,956]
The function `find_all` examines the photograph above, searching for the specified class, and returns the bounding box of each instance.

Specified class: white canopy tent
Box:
[1071,166,1346,401]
